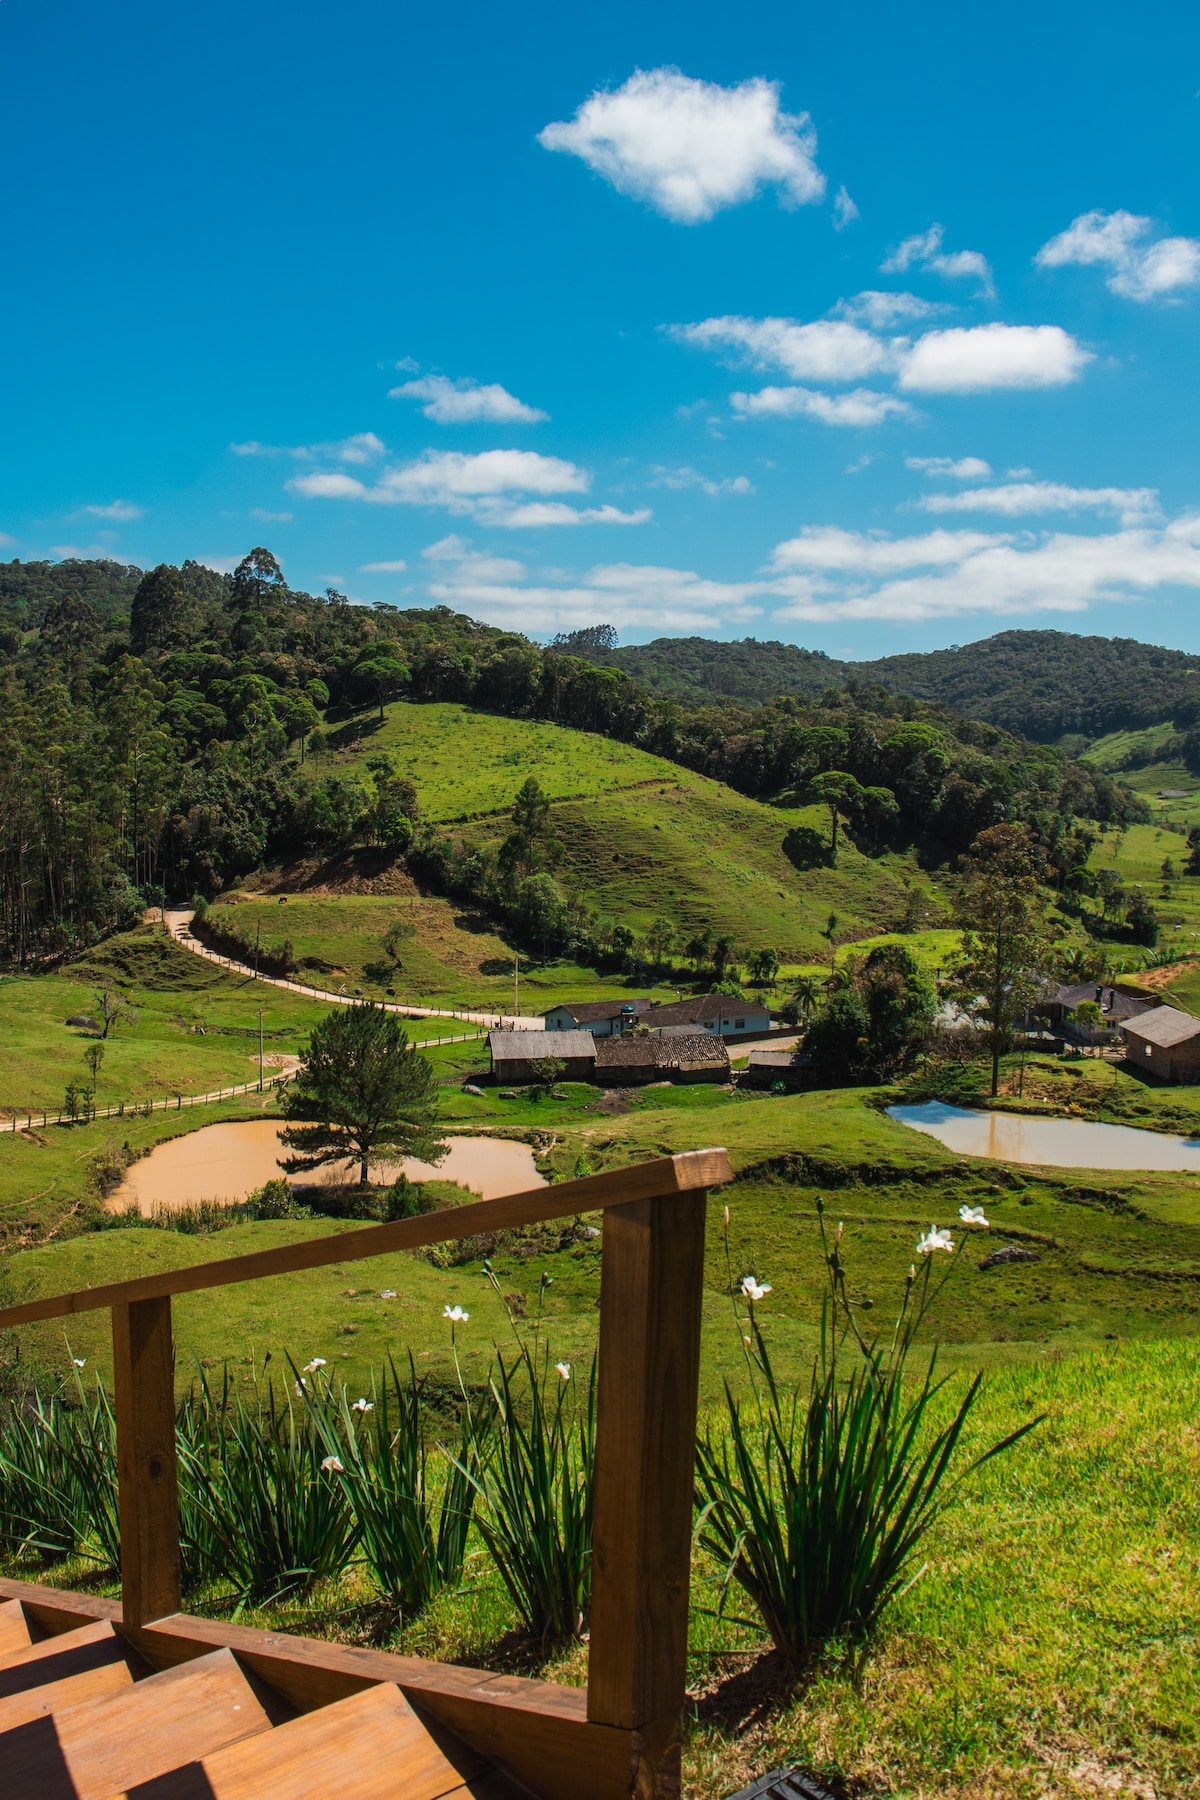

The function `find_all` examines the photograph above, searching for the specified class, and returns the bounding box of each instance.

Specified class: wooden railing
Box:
[0,1147,732,1799]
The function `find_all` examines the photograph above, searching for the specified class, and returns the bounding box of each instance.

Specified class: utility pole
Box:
[258,1008,264,1092]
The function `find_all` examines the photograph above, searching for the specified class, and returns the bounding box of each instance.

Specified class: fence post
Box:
[587,1184,707,1798]
[112,1296,180,1627]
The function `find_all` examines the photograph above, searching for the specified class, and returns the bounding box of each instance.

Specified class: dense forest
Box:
[0,552,1147,965]
[595,628,1200,743]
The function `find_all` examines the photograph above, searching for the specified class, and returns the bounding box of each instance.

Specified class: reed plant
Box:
[296,1352,485,1617]
[694,1201,1041,1667]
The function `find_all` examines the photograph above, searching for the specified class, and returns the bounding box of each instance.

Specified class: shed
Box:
[743,1048,811,1091]
[487,1028,596,1084]
[594,1033,730,1087]
[1118,1005,1200,1082]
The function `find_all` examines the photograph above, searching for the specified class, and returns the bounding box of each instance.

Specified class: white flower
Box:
[320,1455,344,1473]
[722,1204,730,1227]
[443,1305,469,1323]
[379,1290,397,1300]
[294,1379,307,1395]
[302,1357,327,1373]
[71,1357,86,1368]
[740,1276,772,1302]
[555,1361,571,1381]
[351,1398,374,1412]
[916,1226,955,1255]
[959,1205,990,1227]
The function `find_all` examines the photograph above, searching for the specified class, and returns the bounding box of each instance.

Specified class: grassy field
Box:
[330,699,680,820]
[0,930,332,1117]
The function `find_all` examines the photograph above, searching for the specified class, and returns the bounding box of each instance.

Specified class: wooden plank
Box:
[0,1149,732,1329]
[0,1577,122,1634]
[177,1681,482,1800]
[0,1655,133,1732]
[0,1597,32,1656]
[113,1296,182,1627]
[1,1647,274,1800]
[586,1188,707,1784]
[0,1620,124,1693]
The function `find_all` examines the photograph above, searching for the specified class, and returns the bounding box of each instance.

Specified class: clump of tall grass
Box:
[0,1361,120,1567]
[296,1351,484,1618]
[694,1201,1041,1667]
[454,1272,595,1647]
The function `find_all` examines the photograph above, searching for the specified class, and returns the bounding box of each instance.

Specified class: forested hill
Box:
[596,629,1200,743]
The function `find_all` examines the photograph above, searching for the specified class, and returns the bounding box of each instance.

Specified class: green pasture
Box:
[0,930,331,1116]
[330,700,679,820]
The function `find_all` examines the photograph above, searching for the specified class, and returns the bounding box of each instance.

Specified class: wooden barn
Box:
[1119,1005,1200,1082]
[487,1028,596,1083]
[594,1032,730,1087]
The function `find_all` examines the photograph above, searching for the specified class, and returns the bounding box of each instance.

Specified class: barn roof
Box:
[488,1029,596,1059]
[1119,1005,1200,1048]
[595,1034,730,1070]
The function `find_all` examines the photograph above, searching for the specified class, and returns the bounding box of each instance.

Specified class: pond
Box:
[888,1100,1200,1172]
[110,1120,544,1214]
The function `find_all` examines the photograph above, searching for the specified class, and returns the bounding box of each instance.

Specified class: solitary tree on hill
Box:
[279,1004,444,1187]
[950,823,1051,1098]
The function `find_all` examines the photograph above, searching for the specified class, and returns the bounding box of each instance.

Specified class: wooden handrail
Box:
[0,1148,731,1330]
[1,1146,731,1797]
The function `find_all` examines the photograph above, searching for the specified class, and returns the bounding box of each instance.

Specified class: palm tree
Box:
[789,975,820,1020]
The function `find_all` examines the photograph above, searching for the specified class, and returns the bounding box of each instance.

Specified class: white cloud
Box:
[648,465,754,495]
[768,513,1200,623]
[832,185,859,230]
[906,455,992,479]
[194,555,243,574]
[359,559,408,572]
[232,432,386,464]
[918,481,1160,525]
[429,548,772,633]
[731,386,913,426]
[833,290,940,328]
[539,68,824,224]
[1036,209,1200,301]
[251,508,293,523]
[288,448,646,528]
[0,532,15,549]
[389,374,548,423]
[898,324,1090,392]
[882,224,995,297]
[671,314,894,381]
[82,499,142,521]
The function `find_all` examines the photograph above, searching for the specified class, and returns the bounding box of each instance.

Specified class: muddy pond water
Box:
[111,1119,544,1214]
[888,1100,1200,1172]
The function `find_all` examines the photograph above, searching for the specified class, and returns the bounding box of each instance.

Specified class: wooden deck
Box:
[0,1150,732,1799]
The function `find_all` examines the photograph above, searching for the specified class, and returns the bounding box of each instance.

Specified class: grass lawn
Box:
[0,929,333,1117]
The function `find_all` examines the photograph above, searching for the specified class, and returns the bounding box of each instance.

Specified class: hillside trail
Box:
[163,911,540,1031]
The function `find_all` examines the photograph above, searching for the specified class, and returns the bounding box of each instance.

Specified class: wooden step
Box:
[0,1655,134,1735]
[0,1645,277,1800]
[0,1597,32,1657]
[0,1619,131,1699]
[155,1681,499,1800]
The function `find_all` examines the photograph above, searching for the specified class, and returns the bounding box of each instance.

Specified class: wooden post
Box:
[112,1297,180,1627]
[587,1187,707,1799]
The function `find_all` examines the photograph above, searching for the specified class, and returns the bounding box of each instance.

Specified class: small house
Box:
[541,998,652,1037]
[638,995,773,1038]
[487,1028,596,1084]
[743,1048,811,1091]
[1039,981,1157,1042]
[1118,1006,1200,1082]
[594,1033,730,1087]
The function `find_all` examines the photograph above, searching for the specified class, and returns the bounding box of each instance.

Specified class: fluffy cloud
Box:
[1036,210,1200,302]
[833,291,940,328]
[389,375,547,423]
[539,68,824,224]
[768,513,1200,623]
[671,315,894,381]
[649,465,754,495]
[82,499,142,521]
[233,433,385,464]
[731,386,913,426]
[832,185,859,230]
[359,559,408,573]
[918,481,1160,525]
[882,224,995,296]
[906,455,992,479]
[289,449,647,528]
[897,324,1090,392]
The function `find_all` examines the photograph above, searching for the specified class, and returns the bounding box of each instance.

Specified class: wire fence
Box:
[0,1031,485,1135]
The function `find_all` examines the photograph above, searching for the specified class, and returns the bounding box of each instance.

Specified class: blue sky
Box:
[2,0,1199,657]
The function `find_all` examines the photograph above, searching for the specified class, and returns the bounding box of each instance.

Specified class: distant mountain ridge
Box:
[598,629,1200,744]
